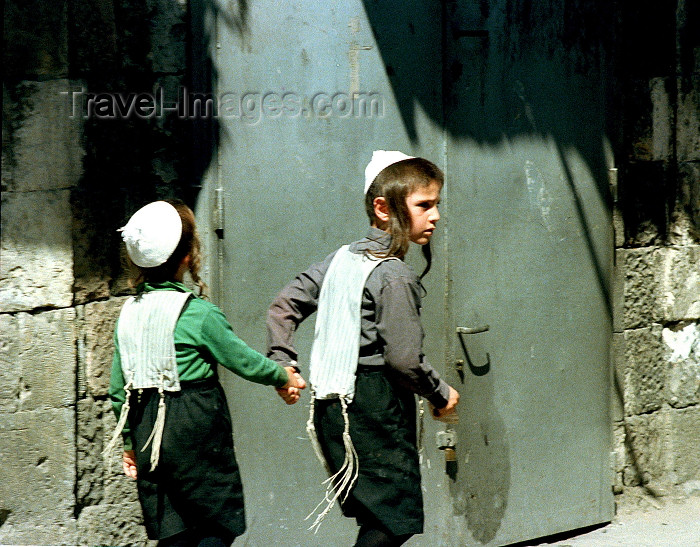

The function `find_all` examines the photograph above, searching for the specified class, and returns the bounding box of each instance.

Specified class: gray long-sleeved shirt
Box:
[266,227,450,408]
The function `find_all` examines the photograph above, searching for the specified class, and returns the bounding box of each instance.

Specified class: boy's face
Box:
[406,180,441,245]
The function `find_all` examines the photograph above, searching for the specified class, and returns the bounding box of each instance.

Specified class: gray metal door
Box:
[200,1,614,545]
[432,3,614,544]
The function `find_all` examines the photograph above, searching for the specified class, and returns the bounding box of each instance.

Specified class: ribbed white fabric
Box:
[305,245,396,532]
[104,290,192,471]
[309,246,394,402]
[117,291,192,391]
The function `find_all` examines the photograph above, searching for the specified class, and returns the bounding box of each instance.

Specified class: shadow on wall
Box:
[203,0,619,543]
[364,0,615,315]
[361,1,615,542]
[65,0,221,294]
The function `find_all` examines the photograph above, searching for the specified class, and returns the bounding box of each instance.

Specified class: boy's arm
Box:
[266,256,332,365]
[377,277,452,409]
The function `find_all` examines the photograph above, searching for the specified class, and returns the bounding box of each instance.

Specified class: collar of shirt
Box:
[138,280,194,294]
[353,226,392,254]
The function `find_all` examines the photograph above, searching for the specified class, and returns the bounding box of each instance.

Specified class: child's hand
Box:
[431,386,460,423]
[123,450,137,479]
[276,366,307,405]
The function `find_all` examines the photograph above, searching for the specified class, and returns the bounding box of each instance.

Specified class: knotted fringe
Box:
[417,398,426,465]
[305,397,359,533]
[141,386,166,471]
[103,382,133,470]
[306,393,331,474]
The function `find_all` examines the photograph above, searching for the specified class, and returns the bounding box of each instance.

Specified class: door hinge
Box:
[214,187,224,239]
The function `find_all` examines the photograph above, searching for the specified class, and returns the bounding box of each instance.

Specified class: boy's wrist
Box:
[426,379,451,409]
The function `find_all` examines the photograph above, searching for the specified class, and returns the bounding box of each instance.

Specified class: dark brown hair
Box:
[364,157,444,270]
[128,199,207,296]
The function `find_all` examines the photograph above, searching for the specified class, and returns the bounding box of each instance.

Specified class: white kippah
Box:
[364,150,415,194]
[119,201,182,268]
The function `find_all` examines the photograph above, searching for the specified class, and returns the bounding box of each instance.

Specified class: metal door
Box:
[199,1,614,545]
[432,2,614,544]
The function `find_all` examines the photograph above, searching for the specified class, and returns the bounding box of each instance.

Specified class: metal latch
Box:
[456,325,490,379]
[436,429,458,481]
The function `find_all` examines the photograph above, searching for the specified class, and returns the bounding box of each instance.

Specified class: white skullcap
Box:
[364,150,415,194]
[119,201,182,268]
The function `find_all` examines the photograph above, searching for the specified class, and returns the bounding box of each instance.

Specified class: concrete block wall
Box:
[610,0,700,498]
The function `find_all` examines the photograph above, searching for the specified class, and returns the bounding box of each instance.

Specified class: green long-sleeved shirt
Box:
[109,281,288,450]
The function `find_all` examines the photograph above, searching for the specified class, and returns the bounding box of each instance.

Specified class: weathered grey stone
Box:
[84,297,127,398]
[77,502,152,547]
[102,407,141,506]
[0,509,77,546]
[622,325,666,416]
[72,206,112,305]
[12,309,76,411]
[77,396,105,507]
[2,0,68,81]
[676,77,700,162]
[625,79,655,162]
[0,190,74,312]
[680,479,700,496]
[612,423,626,491]
[611,332,625,421]
[657,246,700,321]
[612,255,626,334]
[609,166,625,249]
[3,79,84,193]
[620,162,671,246]
[649,77,673,162]
[669,162,700,245]
[668,407,700,484]
[0,408,76,538]
[148,0,188,74]
[663,322,700,408]
[66,0,119,79]
[104,463,142,506]
[621,411,672,488]
[0,313,21,413]
[618,247,659,330]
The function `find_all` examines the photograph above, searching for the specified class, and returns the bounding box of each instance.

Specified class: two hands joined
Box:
[275,365,307,404]
[121,370,457,480]
[122,365,308,480]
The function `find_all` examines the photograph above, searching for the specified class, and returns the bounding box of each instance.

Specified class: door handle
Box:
[456,325,490,378]
[456,325,489,335]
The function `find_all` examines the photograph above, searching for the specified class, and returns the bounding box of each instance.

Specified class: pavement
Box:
[521,493,700,547]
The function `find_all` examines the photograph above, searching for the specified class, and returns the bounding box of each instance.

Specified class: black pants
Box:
[129,379,245,540]
[314,368,424,537]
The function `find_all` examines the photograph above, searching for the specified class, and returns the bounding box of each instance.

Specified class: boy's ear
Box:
[373,196,390,224]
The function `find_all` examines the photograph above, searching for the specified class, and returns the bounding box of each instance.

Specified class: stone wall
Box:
[0,0,698,545]
[611,0,700,497]
[1,0,197,544]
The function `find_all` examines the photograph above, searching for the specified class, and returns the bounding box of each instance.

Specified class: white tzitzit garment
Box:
[305,245,396,532]
[104,290,192,471]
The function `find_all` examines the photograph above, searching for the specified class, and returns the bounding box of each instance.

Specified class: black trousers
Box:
[129,379,245,540]
[314,368,424,536]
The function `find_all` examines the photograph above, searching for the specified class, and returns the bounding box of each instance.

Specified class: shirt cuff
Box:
[425,379,451,408]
